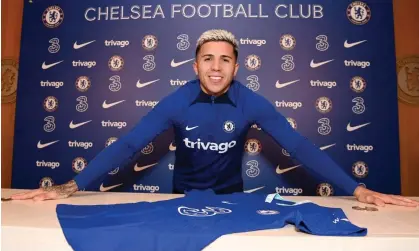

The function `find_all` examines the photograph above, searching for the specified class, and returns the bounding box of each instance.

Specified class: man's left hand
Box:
[354,186,419,207]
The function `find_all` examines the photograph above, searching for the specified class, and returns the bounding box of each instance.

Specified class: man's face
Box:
[193,41,239,96]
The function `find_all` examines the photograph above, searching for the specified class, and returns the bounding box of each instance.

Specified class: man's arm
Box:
[246,92,359,195]
[10,180,79,201]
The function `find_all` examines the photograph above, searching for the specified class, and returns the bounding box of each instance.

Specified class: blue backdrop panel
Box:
[12,0,400,196]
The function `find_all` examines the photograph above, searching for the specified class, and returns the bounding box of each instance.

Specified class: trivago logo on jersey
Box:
[183,138,236,154]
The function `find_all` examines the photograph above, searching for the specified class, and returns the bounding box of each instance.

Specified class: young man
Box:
[12,29,418,207]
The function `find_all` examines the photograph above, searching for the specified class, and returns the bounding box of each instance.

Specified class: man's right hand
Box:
[10,180,79,201]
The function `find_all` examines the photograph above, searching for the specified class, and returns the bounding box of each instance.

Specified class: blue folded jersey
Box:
[56,190,367,251]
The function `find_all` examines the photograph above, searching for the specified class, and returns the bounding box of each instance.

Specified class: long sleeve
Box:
[246,92,359,195]
[73,94,178,190]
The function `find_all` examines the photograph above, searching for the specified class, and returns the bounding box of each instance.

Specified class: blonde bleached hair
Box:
[195,29,239,60]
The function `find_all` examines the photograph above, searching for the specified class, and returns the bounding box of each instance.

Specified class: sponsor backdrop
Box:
[12,0,400,196]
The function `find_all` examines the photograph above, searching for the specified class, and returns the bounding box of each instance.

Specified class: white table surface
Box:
[2,189,419,251]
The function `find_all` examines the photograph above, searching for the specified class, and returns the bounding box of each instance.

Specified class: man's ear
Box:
[193,60,198,75]
[233,62,239,77]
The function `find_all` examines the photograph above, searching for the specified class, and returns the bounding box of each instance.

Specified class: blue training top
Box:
[56,190,367,251]
[73,79,359,195]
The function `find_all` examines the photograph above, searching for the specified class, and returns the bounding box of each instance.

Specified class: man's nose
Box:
[211,60,221,71]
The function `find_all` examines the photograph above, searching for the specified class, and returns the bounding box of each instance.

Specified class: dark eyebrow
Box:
[201,54,233,60]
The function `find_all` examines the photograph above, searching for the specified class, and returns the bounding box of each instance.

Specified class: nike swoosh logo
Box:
[73,40,96,49]
[99,183,123,192]
[276,164,302,174]
[344,40,367,48]
[42,60,64,70]
[320,143,336,150]
[102,100,125,109]
[169,143,176,151]
[186,126,199,131]
[37,140,59,149]
[275,79,300,89]
[310,59,334,68]
[171,58,194,67]
[136,79,159,88]
[69,120,92,129]
[134,162,158,172]
[244,186,265,193]
[347,122,371,132]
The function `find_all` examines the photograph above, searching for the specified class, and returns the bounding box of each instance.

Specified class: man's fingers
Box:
[355,188,419,208]
[372,196,386,207]
[11,189,44,200]
[377,194,418,207]
[33,191,57,201]
[32,194,46,201]
[390,198,418,207]
[362,195,385,207]
[389,195,419,206]
[364,194,376,204]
